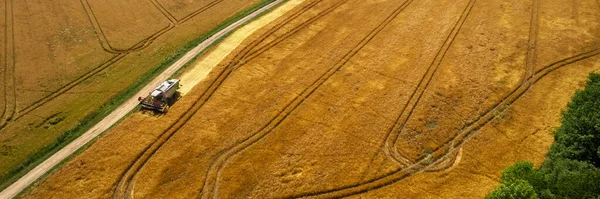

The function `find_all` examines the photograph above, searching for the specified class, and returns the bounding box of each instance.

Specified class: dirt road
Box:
[0,1,285,198]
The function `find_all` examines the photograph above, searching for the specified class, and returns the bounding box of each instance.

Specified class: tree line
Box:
[487,73,600,199]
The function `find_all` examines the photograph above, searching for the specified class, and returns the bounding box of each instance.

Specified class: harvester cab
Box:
[138,79,180,113]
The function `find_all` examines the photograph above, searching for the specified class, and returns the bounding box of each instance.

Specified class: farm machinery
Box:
[138,79,180,113]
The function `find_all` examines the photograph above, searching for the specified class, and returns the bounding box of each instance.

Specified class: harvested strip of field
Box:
[0,0,261,192]
[178,0,304,95]
[133,0,443,198]
[19,1,304,198]
[213,0,474,197]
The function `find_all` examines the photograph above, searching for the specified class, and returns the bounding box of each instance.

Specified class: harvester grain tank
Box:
[138,79,180,113]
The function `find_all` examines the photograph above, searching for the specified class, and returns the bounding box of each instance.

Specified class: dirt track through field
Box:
[200,0,419,197]
[81,0,175,53]
[381,0,538,174]
[272,0,600,197]
[0,1,286,198]
[112,1,323,197]
[14,0,600,198]
[178,0,306,95]
[103,0,426,197]
[383,0,477,166]
[1,0,16,128]
[0,0,233,131]
[286,48,600,199]
[149,0,178,24]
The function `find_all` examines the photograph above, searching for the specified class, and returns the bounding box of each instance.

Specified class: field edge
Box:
[0,0,284,194]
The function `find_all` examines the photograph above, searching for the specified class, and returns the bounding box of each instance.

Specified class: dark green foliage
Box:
[487,73,600,199]
[549,73,600,167]
[539,158,600,199]
[486,180,538,199]
[500,162,545,191]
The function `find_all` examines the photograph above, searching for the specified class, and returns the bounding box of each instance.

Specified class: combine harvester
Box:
[138,79,180,113]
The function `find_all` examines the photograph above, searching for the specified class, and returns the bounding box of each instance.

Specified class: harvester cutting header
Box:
[138,79,180,113]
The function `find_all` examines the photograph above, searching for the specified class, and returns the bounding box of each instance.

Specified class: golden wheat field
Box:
[0,0,262,190]
[13,0,600,198]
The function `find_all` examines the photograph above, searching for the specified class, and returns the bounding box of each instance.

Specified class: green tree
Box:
[540,158,600,199]
[487,73,600,199]
[486,180,538,199]
[500,162,544,190]
[549,73,600,167]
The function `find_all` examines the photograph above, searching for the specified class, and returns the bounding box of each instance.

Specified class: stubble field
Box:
[21,0,600,198]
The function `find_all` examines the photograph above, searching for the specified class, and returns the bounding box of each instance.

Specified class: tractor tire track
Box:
[80,0,121,54]
[111,1,329,198]
[287,0,543,197]
[379,0,477,166]
[284,48,600,199]
[235,0,345,67]
[0,0,227,130]
[386,0,536,166]
[80,0,175,54]
[7,54,127,124]
[1,0,7,122]
[524,0,539,83]
[1,0,16,129]
[423,147,462,173]
[149,0,178,24]
[418,0,539,172]
[177,0,227,24]
[0,1,290,198]
[391,0,539,166]
[223,0,330,70]
[426,48,600,174]
[199,0,417,198]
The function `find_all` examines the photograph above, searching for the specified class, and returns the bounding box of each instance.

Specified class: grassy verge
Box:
[0,0,281,193]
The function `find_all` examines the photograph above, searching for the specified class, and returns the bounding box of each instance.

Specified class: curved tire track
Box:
[417,0,539,172]
[80,0,175,54]
[0,0,229,130]
[381,0,477,166]
[422,0,539,174]
[0,1,291,199]
[284,48,600,199]
[111,1,329,198]
[198,0,418,198]
[1,0,16,129]
[149,0,178,24]
[282,1,599,198]
[9,54,127,123]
